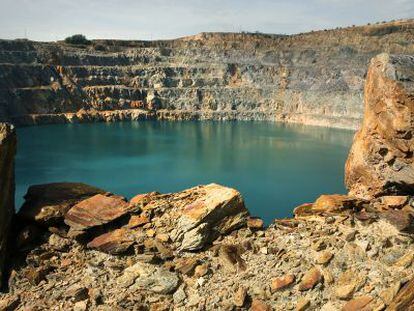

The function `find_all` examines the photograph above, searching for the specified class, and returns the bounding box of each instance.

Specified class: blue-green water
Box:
[16,121,354,223]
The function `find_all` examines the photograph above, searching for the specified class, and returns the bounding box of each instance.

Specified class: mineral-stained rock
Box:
[380,282,401,306]
[64,194,131,231]
[250,299,272,311]
[234,286,248,307]
[87,228,137,254]
[299,267,323,291]
[247,217,264,229]
[316,251,334,265]
[165,183,248,251]
[0,123,16,288]
[294,195,366,217]
[296,298,311,311]
[293,203,314,217]
[127,214,150,228]
[271,274,295,292]
[388,277,414,311]
[0,295,20,311]
[130,192,159,206]
[342,296,373,311]
[381,196,409,209]
[335,284,356,300]
[345,53,414,199]
[382,209,414,233]
[194,263,209,277]
[117,262,180,294]
[18,182,105,225]
[175,257,199,276]
[311,194,364,214]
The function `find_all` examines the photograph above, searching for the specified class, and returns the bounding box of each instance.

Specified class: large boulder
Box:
[153,183,249,251]
[0,123,16,288]
[345,54,414,199]
[18,182,105,225]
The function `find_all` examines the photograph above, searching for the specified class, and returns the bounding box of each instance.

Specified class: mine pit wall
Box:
[1,20,414,129]
[0,123,16,288]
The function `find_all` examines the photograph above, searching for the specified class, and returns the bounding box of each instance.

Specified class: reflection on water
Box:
[16,121,354,223]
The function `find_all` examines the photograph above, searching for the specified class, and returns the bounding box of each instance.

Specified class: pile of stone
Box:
[0,180,412,310]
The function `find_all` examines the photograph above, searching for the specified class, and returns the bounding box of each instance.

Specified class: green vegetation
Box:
[64,34,91,45]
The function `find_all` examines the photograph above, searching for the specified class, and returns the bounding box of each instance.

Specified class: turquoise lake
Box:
[16,121,355,223]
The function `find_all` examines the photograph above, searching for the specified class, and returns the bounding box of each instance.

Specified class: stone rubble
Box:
[0,181,412,310]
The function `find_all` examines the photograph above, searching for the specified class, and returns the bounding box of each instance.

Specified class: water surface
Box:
[16,121,354,223]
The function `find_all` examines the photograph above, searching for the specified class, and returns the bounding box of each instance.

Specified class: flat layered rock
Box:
[64,194,131,231]
[294,194,366,217]
[87,228,138,254]
[388,277,414,311]
[18,182,105,225]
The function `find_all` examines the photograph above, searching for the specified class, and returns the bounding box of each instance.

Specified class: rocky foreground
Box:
[0,52,413,311]
[1,180,414,311]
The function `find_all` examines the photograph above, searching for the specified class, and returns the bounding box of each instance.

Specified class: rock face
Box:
[1,52,414,309]
[345,53,414,199]
[1,20,414,129]
[0,123,16,288]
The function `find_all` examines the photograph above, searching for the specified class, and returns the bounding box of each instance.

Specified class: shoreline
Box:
[7,109,360,130]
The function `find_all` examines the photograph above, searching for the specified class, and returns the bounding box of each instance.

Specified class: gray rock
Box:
[118,262,180,294]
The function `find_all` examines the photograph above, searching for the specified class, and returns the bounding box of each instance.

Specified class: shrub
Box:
[64,34,91,45]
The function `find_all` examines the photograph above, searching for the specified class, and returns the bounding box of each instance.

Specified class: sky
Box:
[0,0,413,41]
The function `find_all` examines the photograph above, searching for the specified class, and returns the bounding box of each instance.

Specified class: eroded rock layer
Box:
[0,123,16,288]
[345,53,414,199]
[1,20,414,128]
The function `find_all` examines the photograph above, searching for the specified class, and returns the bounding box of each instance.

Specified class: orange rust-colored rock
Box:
[250,299,272,311]
[311,194,363,214]
[18,182,105,225]
[271,274,295,292]
[299,267,323,291]
[342,296,373,311]
[130,192,159,206]
[127,214,151,228]
[388,277,414,311]
[294,195,365,217]
[87,228,136,254]
[247,217,264,229]
[345,53,414,199]
[64,194,131,231]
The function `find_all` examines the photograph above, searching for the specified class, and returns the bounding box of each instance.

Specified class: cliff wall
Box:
[0,123,16,288]
[1,20,414,128]
[345,53,414,199]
